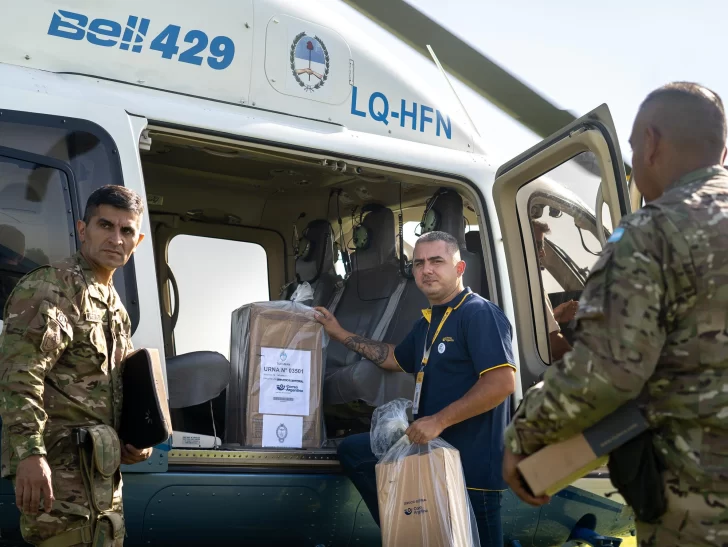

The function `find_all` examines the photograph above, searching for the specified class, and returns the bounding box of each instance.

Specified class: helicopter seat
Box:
[323,206,408,421]
[166,351,230,448]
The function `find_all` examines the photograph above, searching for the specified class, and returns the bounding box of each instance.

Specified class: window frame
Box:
[162,230,273,357]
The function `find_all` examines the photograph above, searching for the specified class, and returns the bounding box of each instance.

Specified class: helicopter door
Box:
[493,104,631,395]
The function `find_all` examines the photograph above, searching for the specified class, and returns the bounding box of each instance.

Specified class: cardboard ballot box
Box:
[517,400,650,497]
[228,302,326,449]
[375,446,471,547]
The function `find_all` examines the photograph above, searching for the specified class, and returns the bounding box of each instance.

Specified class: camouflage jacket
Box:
[0,252,132,477]
[505,165,728,491]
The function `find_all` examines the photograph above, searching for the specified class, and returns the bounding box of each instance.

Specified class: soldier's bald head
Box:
[630,82,728,201]
[638,82,726,159]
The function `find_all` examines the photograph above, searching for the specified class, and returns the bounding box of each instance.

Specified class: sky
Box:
[170,0,728,358]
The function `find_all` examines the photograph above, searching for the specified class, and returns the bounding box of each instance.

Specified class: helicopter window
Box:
[0,156,74,322]
[167,234,269,359]
[518,151,614,364]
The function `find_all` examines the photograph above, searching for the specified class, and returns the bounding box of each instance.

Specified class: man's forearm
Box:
[435,368,515,429]
[334,330,399,371]
[550,332,572,361]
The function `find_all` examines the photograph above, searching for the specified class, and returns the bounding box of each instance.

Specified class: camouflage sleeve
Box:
[0,269,77,460]
[505,209,674,455]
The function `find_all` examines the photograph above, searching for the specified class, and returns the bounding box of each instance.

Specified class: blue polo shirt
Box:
[393,287,515,491]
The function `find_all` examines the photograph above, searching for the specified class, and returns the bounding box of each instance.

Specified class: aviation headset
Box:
[351,203,385,251]
[416,189,449,236]
[297,230,314,260]
[296,222,335,262]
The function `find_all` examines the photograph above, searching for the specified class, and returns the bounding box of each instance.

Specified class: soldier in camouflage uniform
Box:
[0,186,152,546]
[503,81,728,546]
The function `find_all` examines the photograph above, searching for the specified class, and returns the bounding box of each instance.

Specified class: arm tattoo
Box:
[343,335,390,365]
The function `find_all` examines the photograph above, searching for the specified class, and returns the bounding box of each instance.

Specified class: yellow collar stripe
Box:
[421,291,472,323]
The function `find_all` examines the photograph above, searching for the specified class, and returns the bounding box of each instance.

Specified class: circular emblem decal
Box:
[438,342,446,354]
[290,33,330,92]
[276,423,289,443]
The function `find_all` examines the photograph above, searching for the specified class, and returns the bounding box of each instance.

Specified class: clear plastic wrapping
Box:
[227,301,328,448]
[372,399,480,547]
[289,281,314,304]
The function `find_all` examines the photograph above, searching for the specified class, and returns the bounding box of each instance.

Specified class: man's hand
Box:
[502,445,550,507]
[405,415,446,445]
[313,307,345,341]
[15,455,54,515]
[121,444,153,465]
[553,300,579,323]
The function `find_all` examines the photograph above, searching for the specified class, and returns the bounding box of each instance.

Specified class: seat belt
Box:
[345,277,407,366]
[326,279,346,314]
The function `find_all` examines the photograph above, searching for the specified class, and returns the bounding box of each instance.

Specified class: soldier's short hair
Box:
[640,82,727,157]
[415,230,460,257]
[83,185,145,224]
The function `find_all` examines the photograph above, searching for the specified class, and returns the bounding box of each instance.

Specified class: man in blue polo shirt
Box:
[315,230,516,546]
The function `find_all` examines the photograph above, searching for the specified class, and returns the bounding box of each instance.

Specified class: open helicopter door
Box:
[493,104,631,396]
[0,84,166,414]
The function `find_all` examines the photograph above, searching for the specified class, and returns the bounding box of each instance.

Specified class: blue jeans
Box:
[337,433,503,546]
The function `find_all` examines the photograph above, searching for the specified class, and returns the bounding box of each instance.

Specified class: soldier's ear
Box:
[644,125,661,166]
[76,219,87,243]
[133,233,146,251]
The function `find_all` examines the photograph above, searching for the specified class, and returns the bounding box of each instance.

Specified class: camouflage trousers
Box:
[15,439,124,546]
[637,473,728,547]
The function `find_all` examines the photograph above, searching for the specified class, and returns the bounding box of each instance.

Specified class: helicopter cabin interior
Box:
[141,128,494,451]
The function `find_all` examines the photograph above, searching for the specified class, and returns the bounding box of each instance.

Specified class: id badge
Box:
[413,371,424,414]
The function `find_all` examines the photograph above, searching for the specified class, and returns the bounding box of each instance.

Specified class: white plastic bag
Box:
[371,398,480,547]
[290,281,314,303]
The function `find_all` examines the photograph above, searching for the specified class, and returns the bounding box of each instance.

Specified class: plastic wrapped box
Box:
[227,301,328,448]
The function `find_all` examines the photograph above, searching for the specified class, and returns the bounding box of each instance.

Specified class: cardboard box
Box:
[242,305,324,448]
[375,446,472,547]
[518,400,649,497]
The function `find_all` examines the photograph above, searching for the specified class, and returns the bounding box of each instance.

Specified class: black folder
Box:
[118,348,172,449]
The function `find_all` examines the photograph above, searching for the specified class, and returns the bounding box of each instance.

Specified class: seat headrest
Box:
[429,189,467,249]
[465,231,482,254]
[295,219,335,283]
[351,206,397,271]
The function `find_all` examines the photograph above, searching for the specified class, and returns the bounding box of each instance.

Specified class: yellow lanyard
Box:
[421,308,453,367]
[413,290,471,414]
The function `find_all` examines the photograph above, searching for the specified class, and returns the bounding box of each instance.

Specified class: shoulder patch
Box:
[40,320,63,353]
[55,309,69,331]
[607,227,625,244]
